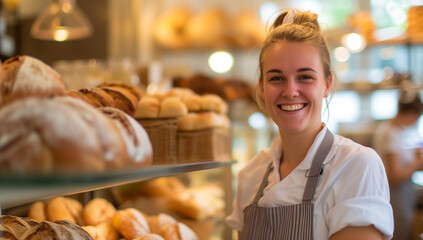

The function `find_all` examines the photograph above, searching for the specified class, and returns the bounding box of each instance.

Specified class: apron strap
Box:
[302,130,334,204]
[251,162,274,204]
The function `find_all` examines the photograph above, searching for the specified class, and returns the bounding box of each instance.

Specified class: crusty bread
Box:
[0,55,65,106]
[98,82,143,101]
[82,222,119,240]
[134,233,165,240]
[99,107,153,167]
[0,97,106,173]
[177,112,230,131]
[199,94,227,114]
[77,88,115,108]
[100,86,138,116]
[83,198,116,226]
[19,220,94,240]
[112,208,151,240]
[0,215,39,240]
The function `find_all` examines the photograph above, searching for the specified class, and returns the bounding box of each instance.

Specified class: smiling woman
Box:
[226,8,394,240]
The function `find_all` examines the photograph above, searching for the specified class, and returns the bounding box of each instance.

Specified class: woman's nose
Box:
[282,79,299,98]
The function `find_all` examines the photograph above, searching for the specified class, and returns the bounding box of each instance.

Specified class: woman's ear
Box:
[324,74,333,98]
[259,78,264,100]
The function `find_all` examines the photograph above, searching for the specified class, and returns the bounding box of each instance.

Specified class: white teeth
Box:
[280,104,305,111]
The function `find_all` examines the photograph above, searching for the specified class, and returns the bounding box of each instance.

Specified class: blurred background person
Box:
[373,80,423,240]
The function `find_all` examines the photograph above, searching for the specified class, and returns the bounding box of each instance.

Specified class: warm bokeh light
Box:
[341,33,366,53]
[54,29,68,41]
[208,51,234,74]
[334,47,350,62]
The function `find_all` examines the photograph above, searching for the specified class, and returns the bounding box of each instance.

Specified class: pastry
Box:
[139,177,186,197]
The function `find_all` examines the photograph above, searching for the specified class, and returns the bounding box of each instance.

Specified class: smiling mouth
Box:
[278,103,307,112]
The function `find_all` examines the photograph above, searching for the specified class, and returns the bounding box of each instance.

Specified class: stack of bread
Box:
[134,87,231,163]
[18,197,199,240]
[0,55,153,173]
[152,7,265,49]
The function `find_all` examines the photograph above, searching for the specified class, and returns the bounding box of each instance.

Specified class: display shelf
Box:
[0,161,235,210]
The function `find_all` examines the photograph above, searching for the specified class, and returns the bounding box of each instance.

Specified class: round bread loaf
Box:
[83,198,116,226]
[199,94,228,114]
[99,107,153,167]
[112,208,151,240]
[0,55,66,105]
[0,215,39,240]
[19,220,94,240]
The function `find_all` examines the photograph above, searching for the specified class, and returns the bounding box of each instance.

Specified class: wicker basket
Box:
[177,128,231,163]
[136,118,178,165]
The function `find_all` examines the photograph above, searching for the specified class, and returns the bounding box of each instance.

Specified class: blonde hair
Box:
[255,9,332,114]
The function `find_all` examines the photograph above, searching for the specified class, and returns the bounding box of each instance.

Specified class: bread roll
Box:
[0,215,39,240]
[19,220,94,240]
[0,55,66,105]
[199,94,227,114]
[148,213,177,235]
[28,201,46,222]
[166,87,195,99]
[99,107,153,167]
[158,97,187,118]
[77,88,115,108]
[0,97,107,173]
[112,208,151,240]
[100,86,138,116]
[181,95,201,112]
[46,197,84,225]
[82,222,119,240]
[135,97,160,119]
[83,198,116,226]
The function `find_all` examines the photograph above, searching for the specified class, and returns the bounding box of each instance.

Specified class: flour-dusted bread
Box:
[112,208,151,240]
[0,215,39,240]
[0,55,66,106]
[19,220,94,240]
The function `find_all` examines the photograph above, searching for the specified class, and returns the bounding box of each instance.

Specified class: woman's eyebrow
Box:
[298,67,317,73]
[266,69,282,75]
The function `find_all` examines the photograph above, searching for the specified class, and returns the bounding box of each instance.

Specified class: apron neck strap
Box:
[302,129,334,204]
[252,162,274,204]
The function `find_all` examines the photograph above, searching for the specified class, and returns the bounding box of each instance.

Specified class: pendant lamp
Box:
[31,0,93,41]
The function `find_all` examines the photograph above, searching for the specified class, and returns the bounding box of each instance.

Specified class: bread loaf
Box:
[83,198,116,226]
[98,82,143,101]
[177,112,230,131]
[0,96,133,173]
[112,208,151,240]
[158,97,188,118]
[19,220,94,240]
[0,97,106,173]
[77,88,115,108]
[0,55,66,105]
[99,107,153,167]
[134,233,165,240]
[82,222,119,240]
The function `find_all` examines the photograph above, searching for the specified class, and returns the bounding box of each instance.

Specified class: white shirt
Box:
[226,127,394,240]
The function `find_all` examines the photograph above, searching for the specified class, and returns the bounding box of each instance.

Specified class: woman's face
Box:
[260,41,332,134]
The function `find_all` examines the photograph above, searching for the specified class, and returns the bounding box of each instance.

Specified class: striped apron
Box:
[240,130,334,240]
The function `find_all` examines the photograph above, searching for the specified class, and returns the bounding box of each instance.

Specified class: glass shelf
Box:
[0,161,235,209]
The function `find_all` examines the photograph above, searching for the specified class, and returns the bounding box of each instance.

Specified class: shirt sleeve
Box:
[325,147,394,239]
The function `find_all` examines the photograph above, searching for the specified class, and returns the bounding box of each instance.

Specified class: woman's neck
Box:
[278,123,324,179]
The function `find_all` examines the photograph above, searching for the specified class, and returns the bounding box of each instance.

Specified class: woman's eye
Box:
[299,75,313,80]
[269,76,283,81]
